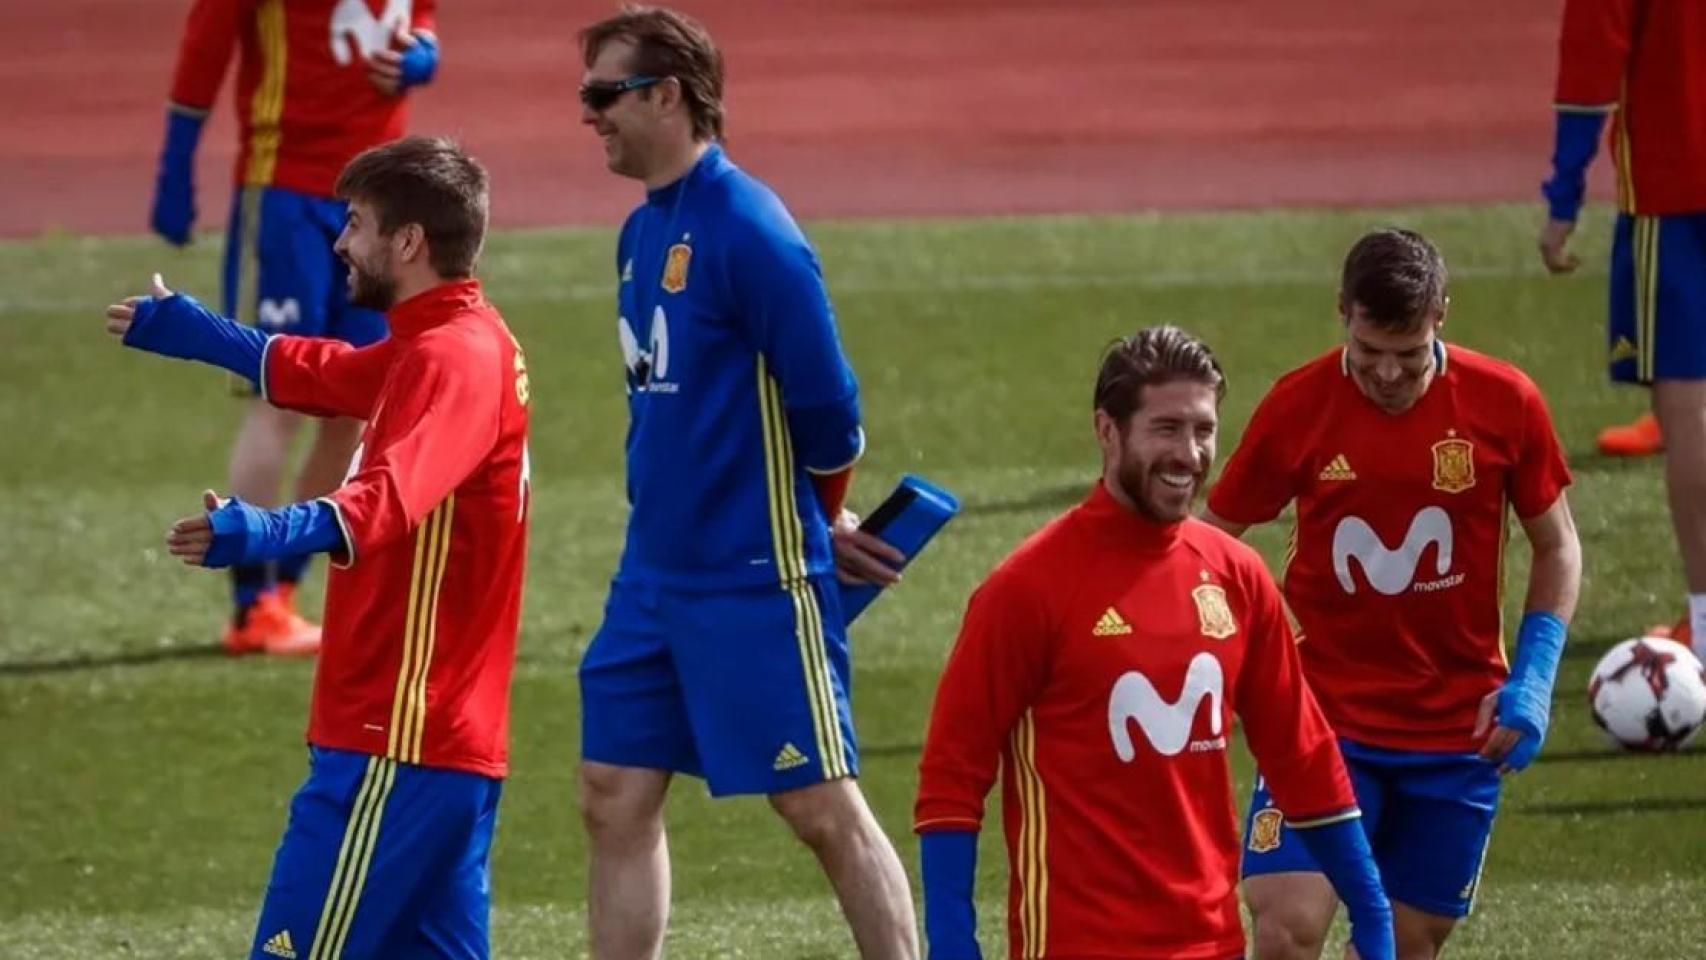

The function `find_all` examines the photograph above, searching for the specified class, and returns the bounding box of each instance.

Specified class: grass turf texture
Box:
[2,204,1703,958]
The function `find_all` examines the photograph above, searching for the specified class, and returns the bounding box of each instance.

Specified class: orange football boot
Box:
[223,591,322,657]
[1596,412,1663,458]
[1649,617,1693,651]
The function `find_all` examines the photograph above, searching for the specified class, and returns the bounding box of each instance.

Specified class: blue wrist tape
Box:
[920,830,981,960]
[1541,109,1608,223]
[1294,816,1394,960]
[123,292,269,382]
[398,32,439,89]
[1497,610,1567,770]
[841,474,959,624]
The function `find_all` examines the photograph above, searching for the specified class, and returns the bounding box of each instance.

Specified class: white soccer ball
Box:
[1587,637,1706,752]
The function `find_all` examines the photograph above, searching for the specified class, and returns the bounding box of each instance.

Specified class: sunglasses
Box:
[579,74,665,111]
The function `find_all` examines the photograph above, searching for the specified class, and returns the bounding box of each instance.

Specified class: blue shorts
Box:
[1241,739,1500,919]
[223,186,387,361]
[1609,212,1706,384]
[579,576,859,797]
[249,747,502,960]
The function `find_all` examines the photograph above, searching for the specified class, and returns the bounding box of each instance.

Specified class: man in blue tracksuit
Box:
[571,8,918,960]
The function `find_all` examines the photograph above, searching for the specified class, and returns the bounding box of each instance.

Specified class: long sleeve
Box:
[915,568,1053,832]
[262,337,392,420]
[168,0,247,114]
[411,0,438,35]
[1554,0,1638,109]
[1206,389,1302,527]
[325,333,502,564]
[1234,564,1358,824]
[725,209,864,473]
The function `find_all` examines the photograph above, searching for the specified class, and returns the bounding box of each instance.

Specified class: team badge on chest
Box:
[1192,583,1237,639]
[661,243,692,294]
[1431,433,1476,494]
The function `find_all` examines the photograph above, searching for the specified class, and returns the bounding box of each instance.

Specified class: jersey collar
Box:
[387,279,484,338]
[646,142,730,208]
[1082,479,1185,551]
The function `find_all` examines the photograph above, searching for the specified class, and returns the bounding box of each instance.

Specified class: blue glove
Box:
[1494,611,1568,771]
[920,830,981,960]
[122,283,269,383]
[1294,816,1394,960]
[150,108,204,245]
[1540,109,1609,223]
[204,498,346,568]
[398,32,439,90]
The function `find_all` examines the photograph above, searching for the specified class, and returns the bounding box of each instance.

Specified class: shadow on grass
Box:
[0,643,228,676]
[1512,797,1706,816]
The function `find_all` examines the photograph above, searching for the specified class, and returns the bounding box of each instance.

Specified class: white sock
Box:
[1690,593,1706,660]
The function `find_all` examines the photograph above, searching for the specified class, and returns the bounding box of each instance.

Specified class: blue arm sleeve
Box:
[1496,610,1568,771]
[398,32,439,90]
[151,108,205,245]
[1540,109,1609,223]
[123,291,269,384]
[725,206,864,472]
[204,499,348,569]
[920,830,982,960]
[1294,817,1395,960]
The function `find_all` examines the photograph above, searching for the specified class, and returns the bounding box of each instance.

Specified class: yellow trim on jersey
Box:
[1615,88,1635,212]
[1495,500,1512,668]
[786,579,848,780]
[1012,711,1049,959]
[387,497,455,763]
[757,359,810,583]
[308,756,398,960]
[245,0,287,186]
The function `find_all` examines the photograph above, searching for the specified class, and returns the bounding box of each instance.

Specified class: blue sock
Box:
[276,552,312,588]
[231,565,273,624]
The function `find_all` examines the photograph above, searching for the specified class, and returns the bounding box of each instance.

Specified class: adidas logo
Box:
[262,930,298,959]
[621,258,634,283]
[772,742,809,771]
[1318,454,1356,481]
[1092,607,1132,636]
[1610,336,1637,362]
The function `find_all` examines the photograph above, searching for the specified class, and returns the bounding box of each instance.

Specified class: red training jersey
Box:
[916,482,1357,960]
[166,0,438,196]
[263,279,531,778]
[1208,345,1571,754]
[1554,0,1706,214]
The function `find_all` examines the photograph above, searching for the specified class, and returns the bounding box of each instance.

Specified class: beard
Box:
[346,253,398,311]
[1114,448,1204,525]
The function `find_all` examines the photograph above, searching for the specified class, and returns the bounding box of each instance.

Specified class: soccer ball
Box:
[1587,637,1706,752]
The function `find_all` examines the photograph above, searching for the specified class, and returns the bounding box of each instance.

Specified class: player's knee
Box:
[1249,906,1328,960]
[576,763,665,839]
[769,779,867,852]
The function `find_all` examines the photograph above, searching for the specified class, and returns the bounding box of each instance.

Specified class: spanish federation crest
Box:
[661,243,692,294]
[1192,583,1237,640]
[1248,808,1283,853]
[1431,434,1476,494]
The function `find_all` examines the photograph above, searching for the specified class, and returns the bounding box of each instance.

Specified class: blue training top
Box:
[612,144,863,590]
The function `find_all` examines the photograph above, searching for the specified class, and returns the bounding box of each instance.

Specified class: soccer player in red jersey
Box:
[1208,231,1582,960]
[150,0,440,655]
[108,137,528,960]
[915,327,1394,960]
[1539,0,1706,655]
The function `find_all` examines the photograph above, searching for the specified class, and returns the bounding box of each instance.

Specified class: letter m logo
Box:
[1330,506,1453,596]
[257,298,301,330]
[1107,652,1224,759]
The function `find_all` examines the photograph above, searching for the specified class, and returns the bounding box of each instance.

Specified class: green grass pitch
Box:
[2,203,1704,958]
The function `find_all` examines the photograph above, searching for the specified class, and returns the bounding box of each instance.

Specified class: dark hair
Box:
[580,6,725,141]
[335,136,489,278]
[1093,325,1227,423]
[1340,228,1448,331]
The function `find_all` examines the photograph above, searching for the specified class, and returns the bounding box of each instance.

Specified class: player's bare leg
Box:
[1389,902,1457,960]
[768,779,919,960]
[230,400,303,509]
[222,400,320,654]
[1246,871,1337,960]
[292,415,363,501]
[580,761,672,960]
[1653,379,1706,653]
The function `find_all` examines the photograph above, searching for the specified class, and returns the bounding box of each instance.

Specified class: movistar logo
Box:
[1108,652,1225,759]
[617,306,677,394]
[1331,506,1455,596]
[330,0,412,65]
